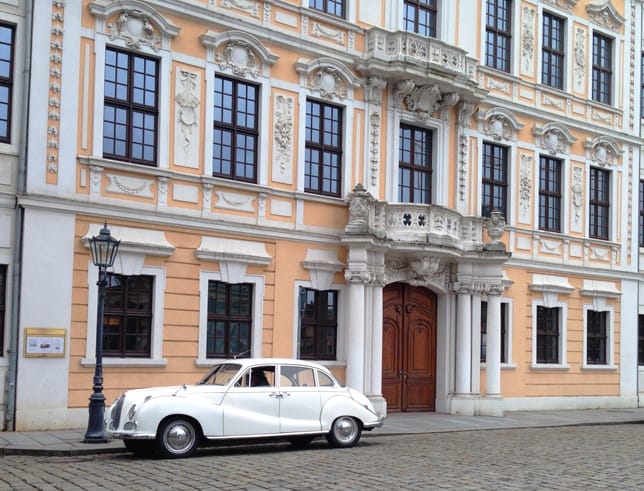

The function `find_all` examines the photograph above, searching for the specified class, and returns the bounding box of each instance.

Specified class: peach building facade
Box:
[1,0,644,430]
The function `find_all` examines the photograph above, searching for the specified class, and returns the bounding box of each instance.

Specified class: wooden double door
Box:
[382,283,437,412]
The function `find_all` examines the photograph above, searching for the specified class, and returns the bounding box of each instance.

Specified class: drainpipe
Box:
[4,0,33,431]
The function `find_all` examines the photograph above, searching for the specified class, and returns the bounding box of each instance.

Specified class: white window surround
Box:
[582,306,615,370]
[590,27,620,107]
[200,30,278,184]
[386,118,449,205]
[537,8,569,92]
[88,1,178,169]
[479,0,521,76]
[195,236,272,284]
[534,153,570,234]
[196,271,264,366]
[586,165,616,240]
[477,139,516,224]
[530,301,569,369]
[82,264,167,367]
[292,281,347,367]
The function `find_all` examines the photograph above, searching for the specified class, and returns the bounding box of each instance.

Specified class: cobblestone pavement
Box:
[2,424,643,490]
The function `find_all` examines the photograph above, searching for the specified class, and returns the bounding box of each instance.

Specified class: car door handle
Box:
[269,392,283,399]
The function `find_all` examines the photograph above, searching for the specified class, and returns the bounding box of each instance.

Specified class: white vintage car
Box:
[105,358,384,458]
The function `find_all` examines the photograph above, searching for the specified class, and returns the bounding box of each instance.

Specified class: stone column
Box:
[455,289,472,394]
[485,292,502,396]
[345,270,367,392]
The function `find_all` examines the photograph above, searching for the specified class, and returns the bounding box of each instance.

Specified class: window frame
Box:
[84,265,166,367]
[541,11,565,90]
[103,273,154,358]
[308,0,346,18]
[403,0,438,38]
[102,46,159,166]
[198,271,264,365]
[589,166,610,240]
[532,300,568,369]
[480,300,510,365]
[0,22,15,144]
[485,0,513,73]
[584,309,608,366]
[212,74,260,183]
[538,155,562,232]
[398,123,433,204]
[298,287,339,361]
[206,280,254,359]
[638,314,644,366]
[583,303,615,369]
[592,31,613,105]
[639,180,644,247]
[304,98,344,197]
[481,141,509,219]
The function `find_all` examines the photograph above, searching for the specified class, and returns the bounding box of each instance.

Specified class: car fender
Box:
[319,395,376,430]
[128,395,224,438]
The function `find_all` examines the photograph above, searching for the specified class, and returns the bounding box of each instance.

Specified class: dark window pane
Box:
[0,23,15,142]
[586,311,607,365]
[592,33,612,104]
[542,13,565,89]
[404,0,437,37]
[207,281,253,358]
[299,287,338,360]
[309,0,345,18]
[482,142,508,218]
[305,99,343,196]
[538,156,562,232]
[485,0,512,72]
[589,167,610,239]
[537,306,560,364]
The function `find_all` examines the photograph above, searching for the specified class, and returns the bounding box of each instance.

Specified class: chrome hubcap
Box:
[166,423,194,453]
[335,418,357,442]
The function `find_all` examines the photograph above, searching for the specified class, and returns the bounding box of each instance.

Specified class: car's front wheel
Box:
[156,417,200,459]
[326,416,362,448]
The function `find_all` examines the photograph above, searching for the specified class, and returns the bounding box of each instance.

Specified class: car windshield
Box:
[198,363,242,385]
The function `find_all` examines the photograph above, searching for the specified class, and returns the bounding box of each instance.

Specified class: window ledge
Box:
[581,364,617,371]
[530,363,569,370]
[81,358,167,368]
[480,362,517,370]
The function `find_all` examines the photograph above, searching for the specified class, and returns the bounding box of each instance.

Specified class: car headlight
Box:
[127,404,137,420]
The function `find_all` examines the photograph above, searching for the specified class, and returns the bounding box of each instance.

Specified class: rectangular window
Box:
[586,310,607,365]
[482,142,508,218]
[399,124,433,204]
[485,0,512,72]
[404,0,437,38]
[213,75,259,182]
[299,287,338,360]
[589,167,610,240]
[641,53,644,117]
[305,99,343,197]
[639,180,644,247]
[592,32,612,104]
[536,305,559,364]
[103,48,158,165]
[309,0,345,17]
[480,301,507,364]
[0,265,5,355]
[0,23,15,143]
[639,315,644,365]
[539,156,562,232]
[104,274,153,357]
[542,13,565,89]
[207,281,253,358]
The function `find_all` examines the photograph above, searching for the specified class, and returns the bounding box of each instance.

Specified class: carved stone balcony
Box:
[355,27,485,101]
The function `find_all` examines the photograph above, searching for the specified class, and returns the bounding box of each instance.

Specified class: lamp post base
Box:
[84,393,107,443]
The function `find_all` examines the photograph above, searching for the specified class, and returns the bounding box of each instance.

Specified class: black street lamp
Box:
[84,224,120,443]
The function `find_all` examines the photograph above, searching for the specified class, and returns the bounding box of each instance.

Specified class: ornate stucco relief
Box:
[219,0,260,18]
[532,123,577,155]
[272,94,294,185]
[571,166,583,232]
[542,0,579,11]
[519,154,532,224]
[47,0,66,178]
[521,6,535,76]
[201,31,279,78]
[311,22,345,45]
[105,173,154,198]
[574,28,586,93]
[586,0,625,30]
[174,69,200,168]
[216,40,260,78]
[295,58,360,102]
[456,102,475,206]
[393,81,459,122]
[366,76,386,191]
[108,10,161,51]
[214,190,255,212]
[583,136,623,167]
[478,107,524,142]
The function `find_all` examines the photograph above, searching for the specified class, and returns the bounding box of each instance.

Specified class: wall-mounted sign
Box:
[24,328,66,358]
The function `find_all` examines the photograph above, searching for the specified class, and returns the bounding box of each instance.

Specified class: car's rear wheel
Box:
[326,416,362,448]
[156,417,200,459]
[123,439,155,458]
[288,435,314,449]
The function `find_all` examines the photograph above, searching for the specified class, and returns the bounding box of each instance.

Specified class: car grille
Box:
[110,395,124,430]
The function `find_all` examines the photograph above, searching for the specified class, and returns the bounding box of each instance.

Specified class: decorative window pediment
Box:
[88,0,180,52]
[532,122,577,156]
[294,58,361,101]
[302,249,344,291]
[586,0,625,30]
[542,0,579,12]
[195,237,272,284]
[200,30,279,78]
[581,280,620,310]
[583,135,623,167]
[393,80,460,122]
[82,224,175,276]
[529,274,573,307]
[478,107,524,142]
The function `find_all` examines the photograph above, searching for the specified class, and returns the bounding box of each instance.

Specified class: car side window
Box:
[317,371,336,387]
[250,366,275,387]
[280,366,315,387]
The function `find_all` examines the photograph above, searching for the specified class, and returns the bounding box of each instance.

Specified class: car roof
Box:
[218,358,331,372]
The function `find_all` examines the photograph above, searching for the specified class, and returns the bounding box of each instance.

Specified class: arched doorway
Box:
[382,283,437,412]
